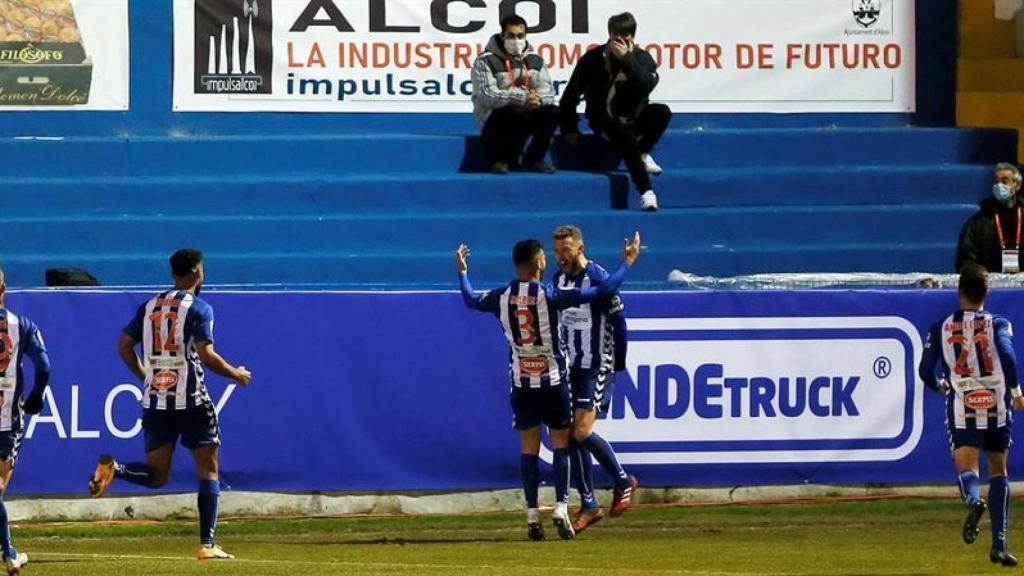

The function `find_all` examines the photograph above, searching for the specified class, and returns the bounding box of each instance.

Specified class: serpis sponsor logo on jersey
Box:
[965,390,997,411]
[597,317,924,465]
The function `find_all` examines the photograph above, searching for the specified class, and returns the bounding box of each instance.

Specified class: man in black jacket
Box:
[559,12,672,211]
[957,163,1024,274]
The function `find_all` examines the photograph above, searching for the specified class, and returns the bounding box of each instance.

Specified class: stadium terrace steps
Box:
[0,125,1014,287]
[0,127,1014,177]
[0,205,977,252]
[0,242,957,290]
[0,164,994,216]
[958,5,1017,59]
[956,4,1024,159]
[958,58,1024,91]
[957,92,1024,160]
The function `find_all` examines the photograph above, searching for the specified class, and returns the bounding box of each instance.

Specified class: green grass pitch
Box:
[8,498,1023,575]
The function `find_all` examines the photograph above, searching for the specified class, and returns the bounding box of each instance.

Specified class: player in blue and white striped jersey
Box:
[456,233,640,541]
[919,264,1024,567]
[552,225,635,534]
[0,265,50,574]
[87,249,252,562]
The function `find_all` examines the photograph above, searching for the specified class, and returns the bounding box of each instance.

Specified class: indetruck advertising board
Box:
[172,0,915,113]
[1,288,1020,496]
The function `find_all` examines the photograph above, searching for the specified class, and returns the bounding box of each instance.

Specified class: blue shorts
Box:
[948,425,1012,453]
[0,427,24,468]
[511,385,573,431]
[143,402,221,453]
[569,366,616,412]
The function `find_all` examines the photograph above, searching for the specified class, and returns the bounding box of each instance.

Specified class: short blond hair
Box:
[553,225,583,242]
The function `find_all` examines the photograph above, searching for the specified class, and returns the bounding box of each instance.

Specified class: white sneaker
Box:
[640,190,659,212]
[197,545,235,560]
[641,153,663,175]
[5,552,28,575]
[551,506,575,540]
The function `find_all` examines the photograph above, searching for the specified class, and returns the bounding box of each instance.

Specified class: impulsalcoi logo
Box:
[194,0,273,94]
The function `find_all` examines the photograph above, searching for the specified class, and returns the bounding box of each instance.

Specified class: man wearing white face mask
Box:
[471,14,559,175]
[957,163,1024,274]
[559,12,672,212]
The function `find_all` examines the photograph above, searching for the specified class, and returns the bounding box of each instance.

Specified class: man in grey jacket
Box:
[472,15,559,175]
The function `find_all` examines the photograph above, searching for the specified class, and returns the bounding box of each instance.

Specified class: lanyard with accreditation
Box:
[504,58,530,90]
[995,206,1022,273]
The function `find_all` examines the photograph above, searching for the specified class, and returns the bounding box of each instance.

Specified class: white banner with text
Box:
[172,0,914,113]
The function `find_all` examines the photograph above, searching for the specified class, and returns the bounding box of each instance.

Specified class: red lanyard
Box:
[995,206,1023,250]
[504,59,530,90]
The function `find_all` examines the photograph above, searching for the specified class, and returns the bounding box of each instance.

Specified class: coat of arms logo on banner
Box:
[853,0,882,28]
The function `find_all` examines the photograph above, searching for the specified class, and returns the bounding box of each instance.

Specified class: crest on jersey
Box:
[965,389,997,411]
[853,0,881,28]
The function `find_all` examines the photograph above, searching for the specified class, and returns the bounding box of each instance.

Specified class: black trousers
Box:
[482,104,560,165]
[591,103,672,194]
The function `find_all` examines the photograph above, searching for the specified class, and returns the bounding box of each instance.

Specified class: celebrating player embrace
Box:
[456,232,640,541]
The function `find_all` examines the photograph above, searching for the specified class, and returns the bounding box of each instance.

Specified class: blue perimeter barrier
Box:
[4,287,1023,496]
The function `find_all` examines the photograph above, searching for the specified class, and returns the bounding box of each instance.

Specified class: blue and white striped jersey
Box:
[554,262,625,371]
[919,309,1020,430]
[459,262,630,388]
[0,309,49,432]
[125,290,215,411]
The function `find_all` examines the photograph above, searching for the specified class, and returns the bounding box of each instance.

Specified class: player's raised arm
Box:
[456,244,501,313]
[455,244,470,275]
[552,232,641,309]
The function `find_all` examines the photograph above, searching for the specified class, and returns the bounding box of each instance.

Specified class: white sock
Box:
[526,508,540,523]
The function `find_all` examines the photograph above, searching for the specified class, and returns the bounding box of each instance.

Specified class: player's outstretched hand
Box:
[622,232,641,265]
[938,378,951,395]
[23,391,44,414]
[234,366,252,387]
[1013,395,1024,411]
[456,244,470,274]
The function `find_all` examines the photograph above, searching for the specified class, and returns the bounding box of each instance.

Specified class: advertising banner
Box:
[172,0,915,113]
[3,288,1013,496]
[0,0,129,110]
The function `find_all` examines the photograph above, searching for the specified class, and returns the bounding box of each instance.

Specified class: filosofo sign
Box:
[596,316,923,465]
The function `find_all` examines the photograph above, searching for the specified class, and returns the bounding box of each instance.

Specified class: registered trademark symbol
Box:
[874,357,892,378]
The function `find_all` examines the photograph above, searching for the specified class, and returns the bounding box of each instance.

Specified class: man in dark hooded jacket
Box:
[957,163,1024,274]
[471,15,559,175]
[559,12,672,212]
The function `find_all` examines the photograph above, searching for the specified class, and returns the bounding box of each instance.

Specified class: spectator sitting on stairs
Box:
[558,12,672,212]
[471,14,559,175]
[957,162,1024,274]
